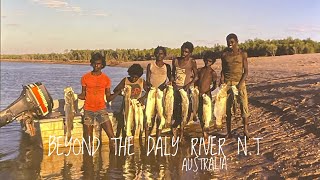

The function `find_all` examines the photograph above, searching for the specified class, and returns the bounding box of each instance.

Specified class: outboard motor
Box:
[0,82,53,131]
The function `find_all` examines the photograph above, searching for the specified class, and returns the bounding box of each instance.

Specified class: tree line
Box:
[1,37,319,62]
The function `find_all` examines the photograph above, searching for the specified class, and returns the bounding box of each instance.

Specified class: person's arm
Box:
[138,79,149,105]
[78,86,86,100]
[146,64,152,87]
[210,70,218,91]
[195,68,200,88]
[105,88,111,101]
[166,63,172,84]
[108,78,125,101]
[78,76,86,100]
[184,59,198,90]
[171,59,177,88]
[220,52,226,85]
[237,51,248,89]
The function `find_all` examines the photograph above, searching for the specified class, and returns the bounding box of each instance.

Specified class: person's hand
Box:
[78,93,85,100]
[138,97,145,105]
[172,82,178,90]
[184,83,191,91]
[158,83,166,91]
[166,81,172,86]
[219,78,224,86]
[236,82,244,90]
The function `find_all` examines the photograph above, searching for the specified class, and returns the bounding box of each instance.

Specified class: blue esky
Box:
[1,0,319,54]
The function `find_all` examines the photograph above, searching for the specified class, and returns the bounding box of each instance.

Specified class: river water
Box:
[0,62,221,180]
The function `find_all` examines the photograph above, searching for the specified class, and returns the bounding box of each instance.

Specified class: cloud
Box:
[92,12,110,17]
[57,6,82,13]
[287,25,320,33]
[33,0,111,17]
[33,0,67,8]
[33,0,82,13]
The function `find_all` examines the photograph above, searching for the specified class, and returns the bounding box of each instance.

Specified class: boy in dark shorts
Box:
[197,50,217,142]
[171,41,198,141]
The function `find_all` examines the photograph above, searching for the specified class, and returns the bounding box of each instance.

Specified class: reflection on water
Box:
[0,62,220,179]
[5,135,221,179]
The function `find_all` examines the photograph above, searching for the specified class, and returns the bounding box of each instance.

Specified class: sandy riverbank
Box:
[116,53,320,178]
[1,53,319,178]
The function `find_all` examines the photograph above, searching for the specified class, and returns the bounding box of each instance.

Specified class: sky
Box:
[1,0,320,54]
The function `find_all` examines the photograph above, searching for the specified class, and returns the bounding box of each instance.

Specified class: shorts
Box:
[226,81,250,118]
[172,89,182,128]
[83,109,110,126]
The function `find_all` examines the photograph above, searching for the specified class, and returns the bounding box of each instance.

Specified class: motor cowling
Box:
[0,82,53,128]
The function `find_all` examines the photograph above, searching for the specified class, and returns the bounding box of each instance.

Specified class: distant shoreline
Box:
[1,53,319,69]
[0,59,90,66]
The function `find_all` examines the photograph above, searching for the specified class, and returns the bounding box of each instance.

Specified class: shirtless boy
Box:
[197,50,217,141]
[221,33,250,138]
[172,41,198,141]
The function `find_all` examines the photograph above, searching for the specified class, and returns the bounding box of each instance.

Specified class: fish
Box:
[138,103,144,134]
[123,85,132,128]
[231,85,239,116]
[145,87,156,128]
[164,85,174,128]
[64,87,76,140]
[179,88,189,127]
[202,94,212,128]
[132,99,139,138]
[190,86,200,122]
[133,101,144,138]
[126,99,134,137]
[156,88,166,130]
[213,84,228,128]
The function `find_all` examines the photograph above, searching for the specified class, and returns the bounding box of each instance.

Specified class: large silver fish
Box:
[138,103,144,134]
[145,87,156,128]
[64,87,76,140]
[212,84,228,128]
[133,100,144,138]
[231,85,239,116]
[126,99,134,137]
[190,86,199,122]
[202,94,212,128]
[123,85,132,128]
[179,89,189,127]
[156,89,166,130]
[164,85,174,127]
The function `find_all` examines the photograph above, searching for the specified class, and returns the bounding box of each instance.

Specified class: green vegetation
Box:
[1,37,319,62]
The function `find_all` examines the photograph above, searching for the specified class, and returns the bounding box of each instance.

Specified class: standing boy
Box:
[78,52,115,149]
[221,33,250,138]
[172,41,198,141]
[109,64,148,139]
[146,46,171,137]
[197,50,217,142]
